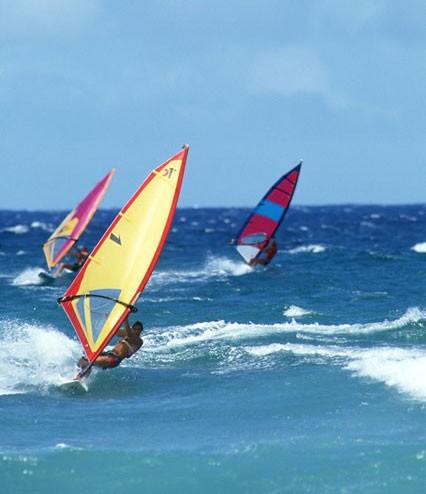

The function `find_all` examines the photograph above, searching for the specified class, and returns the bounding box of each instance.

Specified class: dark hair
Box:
[133,321,143,332]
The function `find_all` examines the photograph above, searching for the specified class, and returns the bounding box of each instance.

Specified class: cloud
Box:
[247,45,347,109]
[310,0,386,33]
[309,0,426,41]
[0,0,101,38]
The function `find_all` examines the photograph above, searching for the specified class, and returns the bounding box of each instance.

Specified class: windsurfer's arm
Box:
[115,316,131,337]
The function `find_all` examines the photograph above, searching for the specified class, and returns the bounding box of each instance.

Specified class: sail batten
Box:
[235,162,302,264]
[43,169,115,269]
[59,147,189,364]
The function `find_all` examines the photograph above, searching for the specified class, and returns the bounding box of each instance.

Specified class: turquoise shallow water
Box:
[1,206,426,493]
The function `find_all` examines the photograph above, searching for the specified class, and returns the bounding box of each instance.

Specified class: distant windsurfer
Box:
[77,316,143,377]
[249,238,277,267]
[56,246,89,275]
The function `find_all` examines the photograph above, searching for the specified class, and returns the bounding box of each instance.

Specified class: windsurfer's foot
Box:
[78,356,89,369]
[76,360,92,379]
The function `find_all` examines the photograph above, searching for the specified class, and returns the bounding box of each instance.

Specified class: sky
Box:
[0,0,425,209]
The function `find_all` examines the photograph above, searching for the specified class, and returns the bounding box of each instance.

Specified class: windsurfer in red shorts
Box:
[249,238,277,267]
[77,316,143,376]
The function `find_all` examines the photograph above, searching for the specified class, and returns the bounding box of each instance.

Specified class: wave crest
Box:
[0,320,80,395]
[412,242,426,253]
[1,224,29,234]
[287,244,326,254]
[283,305,313,318]
[244,342,426,401]
[150,257,252,287]
[12,268,45,286]
[142,308,425,357]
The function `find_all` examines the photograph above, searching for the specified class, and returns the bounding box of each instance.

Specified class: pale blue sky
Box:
[1,0,425,209]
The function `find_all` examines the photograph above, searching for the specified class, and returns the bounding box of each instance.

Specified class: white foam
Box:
[54,443,82,451]
[150,257,252,287]
[287,244,326,254]
[276,307,426,335]
[244,342,349,359]
[30,221,52,232]
[144,308,426,358]
[12,268,45,286]
[244,342,426,401]
[1,225,29,234]
[0,320,80,395]
[205,257,252,277]
[412,242,426,254]
[129,305,426,400]
[400,214,417,222]
[16,250,26,256]
[346,347,426,401]
[283,305,313,318]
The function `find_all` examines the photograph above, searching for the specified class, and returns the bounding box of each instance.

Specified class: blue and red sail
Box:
[234,162,302,264]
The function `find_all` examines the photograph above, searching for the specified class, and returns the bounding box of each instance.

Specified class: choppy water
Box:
[1,205,426,493]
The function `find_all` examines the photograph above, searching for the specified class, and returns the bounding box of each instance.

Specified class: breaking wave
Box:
[275,307,426,335]
[141,307,425,356]
[287,244,326,254]
[150,257,252,287]
[3,307,426,400]
[412,242,426,254]
[12,268,45,286]
[244,342,426,401]
[30,221,53,232]
[0,319,80,396]
[1,224,29,234]
[283,305,313,318]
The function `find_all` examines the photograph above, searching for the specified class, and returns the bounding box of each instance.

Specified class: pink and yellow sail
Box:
[43,169,115,269]
[58,146,189,364]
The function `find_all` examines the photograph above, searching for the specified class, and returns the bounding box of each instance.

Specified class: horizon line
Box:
[1,202,426,213]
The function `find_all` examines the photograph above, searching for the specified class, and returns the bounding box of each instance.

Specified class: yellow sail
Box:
[59,146,188,362]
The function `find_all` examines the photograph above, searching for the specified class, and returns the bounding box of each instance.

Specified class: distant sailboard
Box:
[58,146,189,370]
[234,162,302,264]
[38,268,74,285]
[38,271,59,285]
[43,169,115,270]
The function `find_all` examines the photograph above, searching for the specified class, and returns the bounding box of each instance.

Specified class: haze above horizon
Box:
[1,1,425,209]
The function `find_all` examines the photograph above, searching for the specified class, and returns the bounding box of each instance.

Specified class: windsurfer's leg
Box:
[250,257,267,266]
[93,352,122,369]
[58,262,77,274]
[78,356,89,368]
[53,263,65,276]
[76,356,92,379]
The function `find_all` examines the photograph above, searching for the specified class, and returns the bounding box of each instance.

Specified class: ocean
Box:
[1,205,426,493]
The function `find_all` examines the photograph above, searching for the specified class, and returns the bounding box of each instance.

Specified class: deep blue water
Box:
[1,205,426,493]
